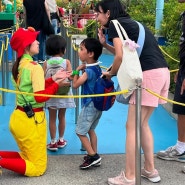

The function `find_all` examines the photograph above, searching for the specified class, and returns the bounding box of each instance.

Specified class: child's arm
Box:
[72,64,87,89]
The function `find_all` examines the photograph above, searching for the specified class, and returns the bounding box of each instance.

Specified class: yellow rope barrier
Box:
[159,46,180,63]
[0,87,128,99]
[1,86,184,107]
[0,27,13,33]
[100,66,108,70]
[145,88,185,106]
[72,43,79,51]
[0,27,14,67]
[4,35,9,51]
[66,30,72,37]
[170,69,179,73]
[0,41,5,66]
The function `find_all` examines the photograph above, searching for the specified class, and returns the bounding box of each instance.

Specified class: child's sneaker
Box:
[141,168,161,182]
[83,155,101,167]
[80,153,101,169]
[57,139,67,148]
[47,142,58,151]
[108,171,135,185]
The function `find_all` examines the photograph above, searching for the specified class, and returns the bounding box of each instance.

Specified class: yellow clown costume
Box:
[10,54,47,176]
[0,27,61,176]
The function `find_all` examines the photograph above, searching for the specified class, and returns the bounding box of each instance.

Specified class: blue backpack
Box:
[85,66,116,111]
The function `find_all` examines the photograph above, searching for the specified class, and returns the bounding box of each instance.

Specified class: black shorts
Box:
[173,69,185,115]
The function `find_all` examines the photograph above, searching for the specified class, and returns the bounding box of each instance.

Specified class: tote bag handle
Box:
[111,20,145,57]
[111,20,129,43]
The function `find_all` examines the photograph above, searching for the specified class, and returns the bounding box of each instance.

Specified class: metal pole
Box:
[61,21,64,37]
[71,39,80,125]
[4,34,9,89]
[70,37,74,67]
[71,39,84,151]
[73,49,80,125]
[0,40,6,106]
[73,43,84,151]
[11,27,16,64]
[135,78,142,185]
[66,31,71,60]
[155,0,164,35]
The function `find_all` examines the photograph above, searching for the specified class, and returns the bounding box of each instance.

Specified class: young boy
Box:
[73,38,103,169]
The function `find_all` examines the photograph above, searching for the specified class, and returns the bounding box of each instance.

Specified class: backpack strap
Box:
[84,66,101,95]
[90,66,102,78]
[136,21,145,57]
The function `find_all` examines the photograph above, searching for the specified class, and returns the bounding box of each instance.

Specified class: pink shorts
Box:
[129,68,170,107]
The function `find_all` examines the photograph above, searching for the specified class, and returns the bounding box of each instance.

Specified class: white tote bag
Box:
[112,20,143,98]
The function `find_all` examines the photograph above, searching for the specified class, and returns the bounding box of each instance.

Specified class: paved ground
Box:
[0,154,185,185]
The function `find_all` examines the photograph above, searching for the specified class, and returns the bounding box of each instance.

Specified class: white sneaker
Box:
[141,168,161,183]
[108,171,135,185]
[157,146,185,162]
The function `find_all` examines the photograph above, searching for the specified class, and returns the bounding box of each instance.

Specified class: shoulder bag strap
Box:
[111,20,145,57]
[111,20,128,43]
[135,21,145,57]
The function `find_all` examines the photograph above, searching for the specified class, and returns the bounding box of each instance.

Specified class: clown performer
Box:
[0,27,72,176]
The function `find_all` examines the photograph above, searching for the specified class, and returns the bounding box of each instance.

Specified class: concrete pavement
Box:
[1,154,185,185]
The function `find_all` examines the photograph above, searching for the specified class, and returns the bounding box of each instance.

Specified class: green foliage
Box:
[127,0,185,93]
[84,20,99,38]
[128,0,156,33]
[56,0,67,8]
[159,0,185,92]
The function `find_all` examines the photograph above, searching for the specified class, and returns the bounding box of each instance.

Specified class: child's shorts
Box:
[75,101,102,135]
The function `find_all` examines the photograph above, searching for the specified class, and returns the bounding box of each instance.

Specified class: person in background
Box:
[95,0,170,184]
[89,0,95,13]
[81,0,88,8]
[67,0,73,14]
[43,35,76,151]
[23,0,50,63]
[157,0,185,174]
[0,27,71,176]
[73,38,103,169]
[46,0,60,35]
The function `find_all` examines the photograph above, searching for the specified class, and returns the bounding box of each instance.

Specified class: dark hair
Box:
[80,38,103,61]
[46,35,66,56]
[95,0,129,27]
[12,57,21,81]
[12,57,21,82]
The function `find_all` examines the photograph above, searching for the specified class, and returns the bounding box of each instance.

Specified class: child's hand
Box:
[52,70,72,81]
[55,78,71,87]
[77,64,86,71]
[65,70,73,78]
